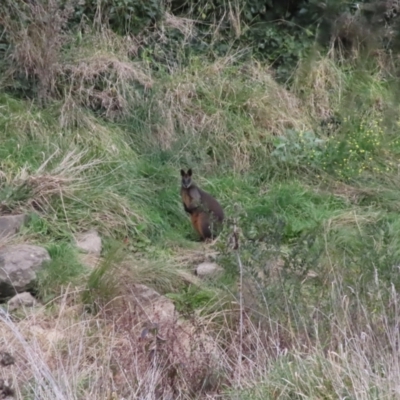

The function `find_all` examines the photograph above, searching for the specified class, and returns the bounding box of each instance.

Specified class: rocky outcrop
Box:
[7,292,37,311]
[130,283,223,395]
[75,230,102,256]
[0,215,29,239]
[195,262,223,277]
[0,245,50,298]
[133,284,176,329]
[133,283,221,354]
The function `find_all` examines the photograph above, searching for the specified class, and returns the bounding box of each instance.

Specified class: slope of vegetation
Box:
[1,0,400,398]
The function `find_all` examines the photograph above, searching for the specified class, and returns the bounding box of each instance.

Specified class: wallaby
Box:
[180,169,224,241]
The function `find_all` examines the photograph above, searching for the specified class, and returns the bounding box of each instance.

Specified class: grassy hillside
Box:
[2,3,400,398]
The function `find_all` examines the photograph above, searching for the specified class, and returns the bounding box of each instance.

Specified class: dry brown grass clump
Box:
[59,28,152,124]
[0,0,72,101]
[158,58,310,141]
[293,56,346,121]
[62,54,152,121]
[0,282,231,399]
[150,57,313,173]
[0,149,142,237]
[0,1,152,123]
[0,150,94,210]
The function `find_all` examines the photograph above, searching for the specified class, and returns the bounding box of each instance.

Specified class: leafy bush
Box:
[0,0,74,101]
[72,0,164,34]
[271,129,325,171]
[321,116,390,179]
[270,113,395,181]
[0,1,152,115]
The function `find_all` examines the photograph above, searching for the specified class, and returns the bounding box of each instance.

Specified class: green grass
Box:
[2,23,400,397]
[36,242,86,302]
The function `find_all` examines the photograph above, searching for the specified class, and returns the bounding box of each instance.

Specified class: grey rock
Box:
[0,245,50,298]
[7,291,37,311]
[132,284,176,328]
[75,230,102,256]
[130,284,222,382]
[0,214,29,239]
[195,262,223,277]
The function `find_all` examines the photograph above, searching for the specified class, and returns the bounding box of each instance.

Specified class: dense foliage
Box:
[2,0,400,95]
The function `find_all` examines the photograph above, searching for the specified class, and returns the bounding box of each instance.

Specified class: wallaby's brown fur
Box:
[180,169,224,241]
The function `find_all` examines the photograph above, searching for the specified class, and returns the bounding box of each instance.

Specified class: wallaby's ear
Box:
[188,168,192,176]
[180,169,185,177]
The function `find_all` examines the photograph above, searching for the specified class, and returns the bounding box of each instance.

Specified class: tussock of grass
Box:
[294,56,346,120]
[230,282,400,399]
[1,0,152,120]
[145,58,312,171]
[37,243,85,302]
[0,0,71,101]
[60,29,152,122]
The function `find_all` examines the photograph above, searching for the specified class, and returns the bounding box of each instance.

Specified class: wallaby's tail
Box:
[200,213,212,239]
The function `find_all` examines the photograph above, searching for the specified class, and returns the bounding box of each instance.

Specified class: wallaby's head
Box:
[180,169,193,189]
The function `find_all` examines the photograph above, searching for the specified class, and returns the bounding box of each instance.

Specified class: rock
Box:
[75,230,102,256]
[132,284,175,328]
[131,283,219,356]
[195,262,223,277]
[112,285,224,395]
[0,214,29,239]
[175,319,221,358]
[7,292,37,311]
[0,245,50,298]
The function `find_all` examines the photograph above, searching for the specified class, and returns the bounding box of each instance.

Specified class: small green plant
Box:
[36,243,85,302]
[320,116,391,180]
[271,116,394,181]
[23,213,48,236]
[82,243,125,313]
[0,181,32,213]
[166,285,216,316]
[271,129,325,170]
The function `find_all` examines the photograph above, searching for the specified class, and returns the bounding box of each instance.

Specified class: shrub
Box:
[72,0,164,34]
[0,0,74,101]
[0,1,152,119]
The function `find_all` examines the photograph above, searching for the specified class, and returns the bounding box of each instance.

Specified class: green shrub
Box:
[270,114,395,181]
[71,0,164,34]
